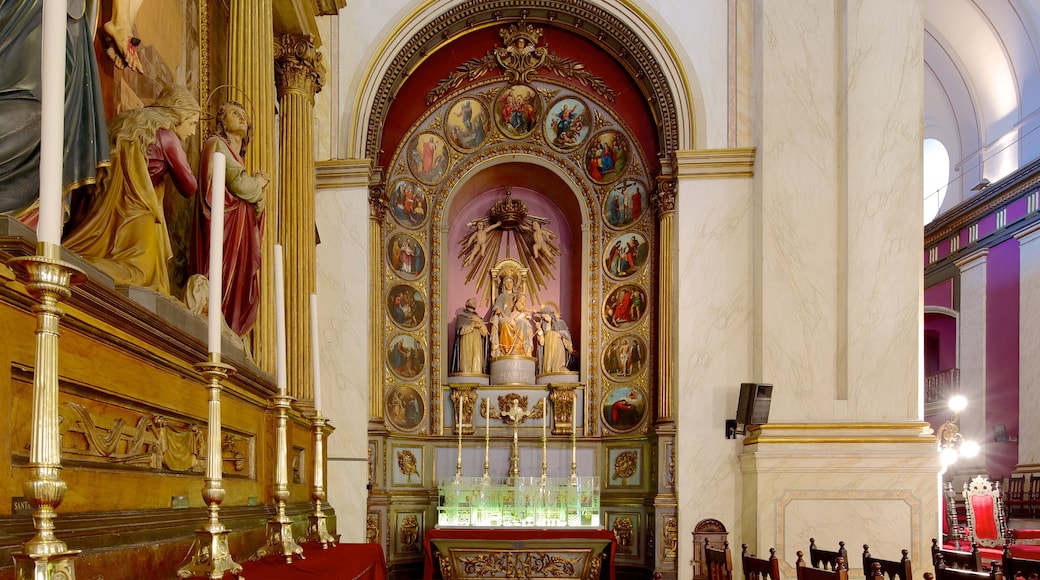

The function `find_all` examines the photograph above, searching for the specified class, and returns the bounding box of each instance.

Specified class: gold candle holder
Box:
[177,355,243,579]
[299,413,336,549]
[9,244,85,579]
[251,393,304,562]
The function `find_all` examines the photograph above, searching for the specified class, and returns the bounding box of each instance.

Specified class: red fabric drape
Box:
[239,543,386,580]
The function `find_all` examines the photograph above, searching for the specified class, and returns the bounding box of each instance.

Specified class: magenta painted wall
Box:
[925,279,954,309]
[985,238,1020,479]
[924,313,957,374]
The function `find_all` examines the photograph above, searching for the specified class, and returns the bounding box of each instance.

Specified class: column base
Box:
[177,529,243,578]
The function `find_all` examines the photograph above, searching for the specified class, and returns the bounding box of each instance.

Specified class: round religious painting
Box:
[387,233,425,279]
[602,334,648,381]
[603,231,649,280]
[543,96,591,152]
[386,333,425,380]
[603,179,648,230]
[494,84,541,139]
[584,130,629,185]
[388,179,428,229]
[386,384,425,432]
[603,284,648,330]
[386,284,426,330]
[601,385,647,432]
[445,97,492,152]
[407,132,449,185]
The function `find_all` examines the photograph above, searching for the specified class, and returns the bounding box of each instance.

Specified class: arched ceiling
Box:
[924,0,1040,206]
[365,1,684,174]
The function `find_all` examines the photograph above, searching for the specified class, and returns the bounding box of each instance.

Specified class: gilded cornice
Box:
[742,422,937,446]
[274,33,326,99]
[674,148,756,179]
[316,158,375,189]
[315,0,345,16]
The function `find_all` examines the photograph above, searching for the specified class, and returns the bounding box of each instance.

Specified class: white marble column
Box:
[1016,224,1040,469]
[736,1,935,575]
[955,249,988,451]
[315,159,372,542]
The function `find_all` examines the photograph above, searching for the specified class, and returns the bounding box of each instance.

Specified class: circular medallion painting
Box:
[407,132,449,185]
[603,232,649,280]
[445,97,492,152]
[386,333,425,379]
[602,334,648,381]
[386,384,425,431]
[388,179,428,228]
[387,284,426,329]
[603,179,647,229]
[603,284,648,330]
[584,130,629,185]
[602,386,647,432]
[494,84,541,139]
[544,97,590,151]
[387,233,425,279]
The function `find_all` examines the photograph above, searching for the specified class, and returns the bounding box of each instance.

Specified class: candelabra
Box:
[177,355,242,579]
[299,413,336,548]
[9,245,84,579]
[938,394,980,471]
[251,394,304,562]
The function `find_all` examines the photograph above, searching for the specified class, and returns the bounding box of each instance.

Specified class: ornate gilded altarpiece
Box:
[368,11,675,578]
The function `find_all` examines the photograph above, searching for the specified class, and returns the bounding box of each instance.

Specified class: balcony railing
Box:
[926,368,960,405]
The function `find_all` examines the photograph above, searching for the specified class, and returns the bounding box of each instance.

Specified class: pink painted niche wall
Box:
[442,166,584,376]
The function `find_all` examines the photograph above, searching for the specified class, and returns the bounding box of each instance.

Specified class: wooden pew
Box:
[797,550,849,580]
[741,544,780,580]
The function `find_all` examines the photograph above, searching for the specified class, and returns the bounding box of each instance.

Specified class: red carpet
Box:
[239,542,387,580]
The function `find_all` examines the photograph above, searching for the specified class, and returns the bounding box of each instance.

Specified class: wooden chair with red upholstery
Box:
[862,545,912,580]
[963,475,1040,556]
[797,551,849,580]
[1003,544,1040,580]
[1029,477,1040,519]
[741,544,781,580]
[928,555,1004,580]
[1006,475,1028,520]
[947,481,966,550]
[706,539,733,580]
[810,538,849,571]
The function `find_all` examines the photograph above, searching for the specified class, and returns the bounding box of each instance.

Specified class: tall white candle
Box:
[274,244,287,394]
[542,397,546,440]
[206,153,227,355]
[37,0,66,245]
[485,398,490,441]
[310,293,322,411]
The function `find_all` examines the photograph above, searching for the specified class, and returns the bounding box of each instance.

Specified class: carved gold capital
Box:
[653,173,676,215]
[274,34,326,99]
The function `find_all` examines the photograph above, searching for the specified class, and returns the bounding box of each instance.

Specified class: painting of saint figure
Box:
[494,84,541,139]
[389,180,428,228]
[544,97,590,151]
[602,334,648,381]
[603,232,649,279]
[603,284,648,330]
[387,284,426,329]
[388,233,426,278]
[445,97,492,151]
[386,384,425,431]
[407,132,449,184]
[604,179,647,229]
[584,130,628,184]
[387,334,425,379]
[602,386,647,432]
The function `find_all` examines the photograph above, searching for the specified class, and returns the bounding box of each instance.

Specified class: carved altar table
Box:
[423,528,616,580]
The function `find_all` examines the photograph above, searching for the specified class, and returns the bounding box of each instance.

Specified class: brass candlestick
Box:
[251,394,304,562]
[9,244,85,579]
[177,355,243,579]
[299,414,336,549]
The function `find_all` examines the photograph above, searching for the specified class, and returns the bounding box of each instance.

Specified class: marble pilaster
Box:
[315,158,374,542]
[1016,223,1040,469]
[275,34,325,405]
[954,249,988,449]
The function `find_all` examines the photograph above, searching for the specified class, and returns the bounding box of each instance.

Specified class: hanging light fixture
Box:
[937,394,979,472]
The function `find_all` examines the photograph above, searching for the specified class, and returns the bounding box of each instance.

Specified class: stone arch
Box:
[344,0,700,160]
